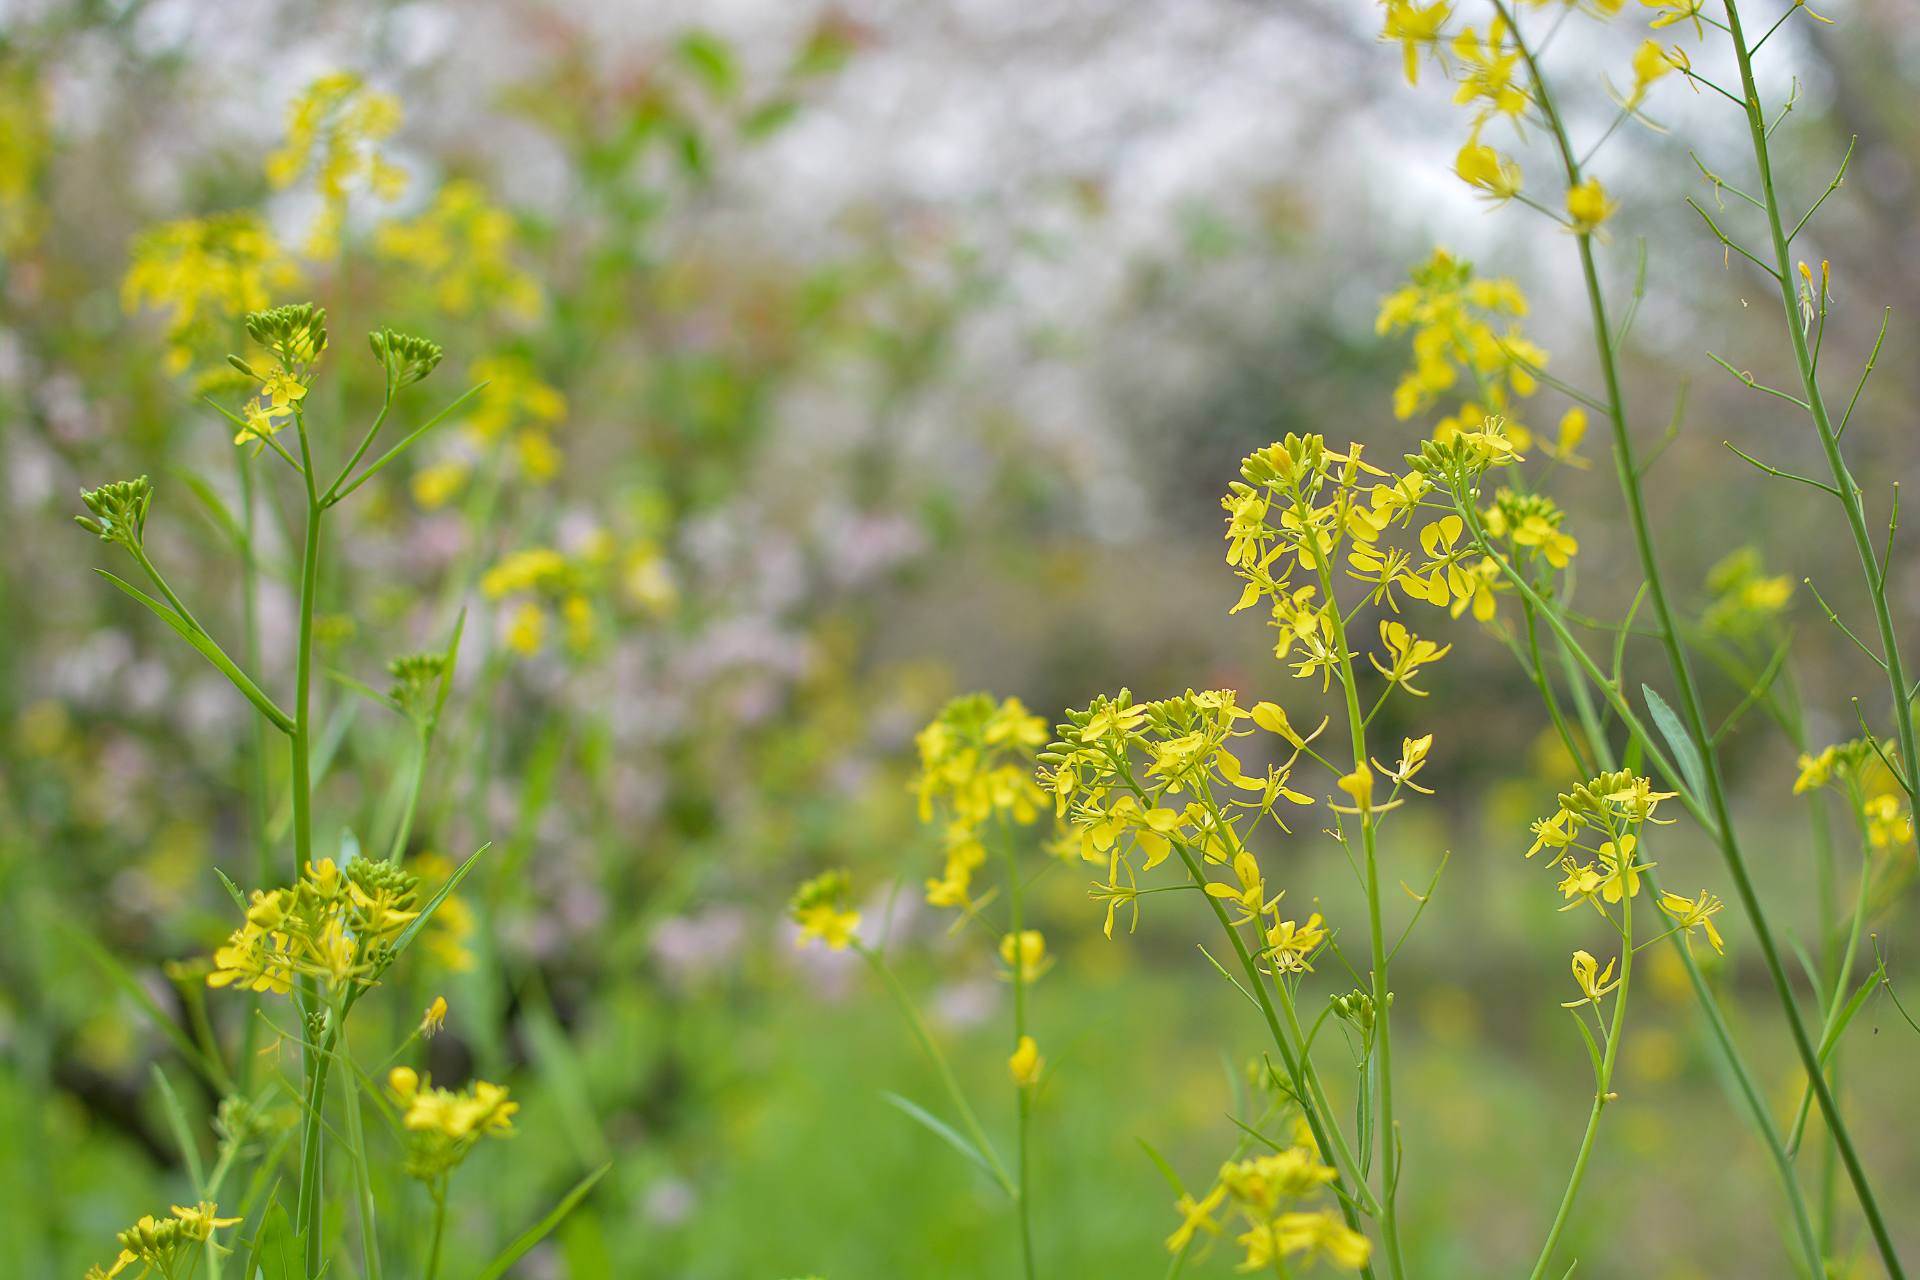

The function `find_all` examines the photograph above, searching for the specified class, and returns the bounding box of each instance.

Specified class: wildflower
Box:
[1008,1034,1043,1087]
[1452,23,1529,123]
[1166,1183,1228,1252]
[387,1069,518,1181]
[1335,763,1376,815]
[1628,39,1676,104]
[267,72,406,257]
[422,996,448,1037]
[1266,913,1327,973]
[505,601,547,655]
[123,212,299,375]
[789,869,861,950]
[1597,834,1648,903]
[75,477,154,548]
[1380,0,1449,85]
[1206,850,1282,926]
[1555,858,1604,910]
[1659,890,1725,954]
[375,179,540,320]
[87,1203,241,1280]
[1456,141,1523,204]
[1369,619,1451,695]
[1562,949,1620,1008]
[1640,0,1706,39]
[1273,1209,1373,1270]
[999,930,1052,983]
[1566,177,1617,234]
[1373,733,1435,794]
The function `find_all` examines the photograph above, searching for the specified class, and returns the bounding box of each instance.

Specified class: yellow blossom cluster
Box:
[122,212,300,377]
[480,536,614,659]
[912,693,1051,911]
[1375,249,1560,453]
[1041,688,1326,952]
[84,1202,239,1280]
[788,867,861,951]
[412,354,569,509]
[376,179,541,321]
[1793,738,1915,853]
[205,856,420,996]
[1700,548,1794,638]
[1166,1143,1370,1273]
[386,1067,518,1181]
[266,71,407,258]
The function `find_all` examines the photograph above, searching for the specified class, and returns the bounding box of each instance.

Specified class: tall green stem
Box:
[1527,890,1631,1280]
[1000,821,1039,1280]
[1492,6,1904,1271]
[1286,482,1406,1280]
[1717,0,1919,810]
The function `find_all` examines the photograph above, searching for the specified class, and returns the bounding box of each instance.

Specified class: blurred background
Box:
[1,0,1917,1275]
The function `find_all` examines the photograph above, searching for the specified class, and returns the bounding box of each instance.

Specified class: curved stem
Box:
[1490,6,1903,1271]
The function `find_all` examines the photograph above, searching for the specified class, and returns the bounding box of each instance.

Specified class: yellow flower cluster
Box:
[266,71,407,258]
[1793,738,1914,852]
[913,694,1050,911]
[788,867,861,951]
[412,354,569,509]
[122,212,299,376]
[481,538,610,658]
[1167,1144,1370,1272]
[1042,689,1324,948]
[386,1067,518,1181]
[205,856,420,996]
[1701,547,1793,638]
[376,179,541,320]
[1376,249,1557,452]
[85,1202,239,1280]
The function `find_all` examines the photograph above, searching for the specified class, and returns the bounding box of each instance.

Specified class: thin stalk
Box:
[295,1015,339,1270]
[342,1061,384,1280]
[856,944,1017,1197]
[425,1179,448,1280]
[1527,890,1631,1280]
[1719,0,1920,811]
[1494,5,1904,1270]
[387,725,431,863]
[1286,481,1406,1280]
[292,410,323,879]
[1534,605,1825,1276]
[1000,820,1039,1280]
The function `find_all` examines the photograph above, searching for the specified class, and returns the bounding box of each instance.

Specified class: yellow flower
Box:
[1456,142,1523,204]
[1566,177,1617,234]
[505,601,547,656]
[794,903,861,950]
[1380,0,1449,85]
[1793,746,1838,794]
[1373,733,1435,794]
[422,996,448,1037]
[1273,1209,1373,1270]
[1008,1034,1043,1087]
[1562,949,1620,1008]
[375,179,540,320]
[999,930,1052,983]
[1452,23,1530,122]
[1166,1182,1228,1252]
[1597,834,1647,904]
[1658,889,1725,954]
[1266,912,1327,973]
[1369,619,1451,695]
[1206,850,1282,925]
[1628,39,1676,104]
[1640,0,1706,38]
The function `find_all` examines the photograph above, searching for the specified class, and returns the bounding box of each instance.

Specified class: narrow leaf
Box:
[880,1091,1002,1187]
[1642,683,1706,801]
[473,1164,612,1280]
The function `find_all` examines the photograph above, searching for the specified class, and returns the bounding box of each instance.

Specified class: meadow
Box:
[1,1,1917,1277]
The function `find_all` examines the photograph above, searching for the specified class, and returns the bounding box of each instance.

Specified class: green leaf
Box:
[1136,1136,1188,1196]
[95,570,294,734]
[214,867,248,912]
[174,469,246,551]
[245,1201,305,1280]
[389,843,489,960]
[880,1092,1003,1188]
[150,1065,207,1192]
[474,1163,612,1280]
[742,99,801,139]
[1642,683,1705,801]
[327,381,487,506]
[63,919,230,1091]
[676,31,738,97]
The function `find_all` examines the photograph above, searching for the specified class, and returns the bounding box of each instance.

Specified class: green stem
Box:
[1528,889,1631,1280]
[292,413,323,879]
[1286,481,1406,1280]
[1494,6,1903,1271]
[387,726,431,863]
[425,1179,448,1280]
[295,1016,339,1270]
[342,1057,384,1280]
[857,943,1017,1198]
[999,820,1039,1280]
[1718,0,1920,811]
